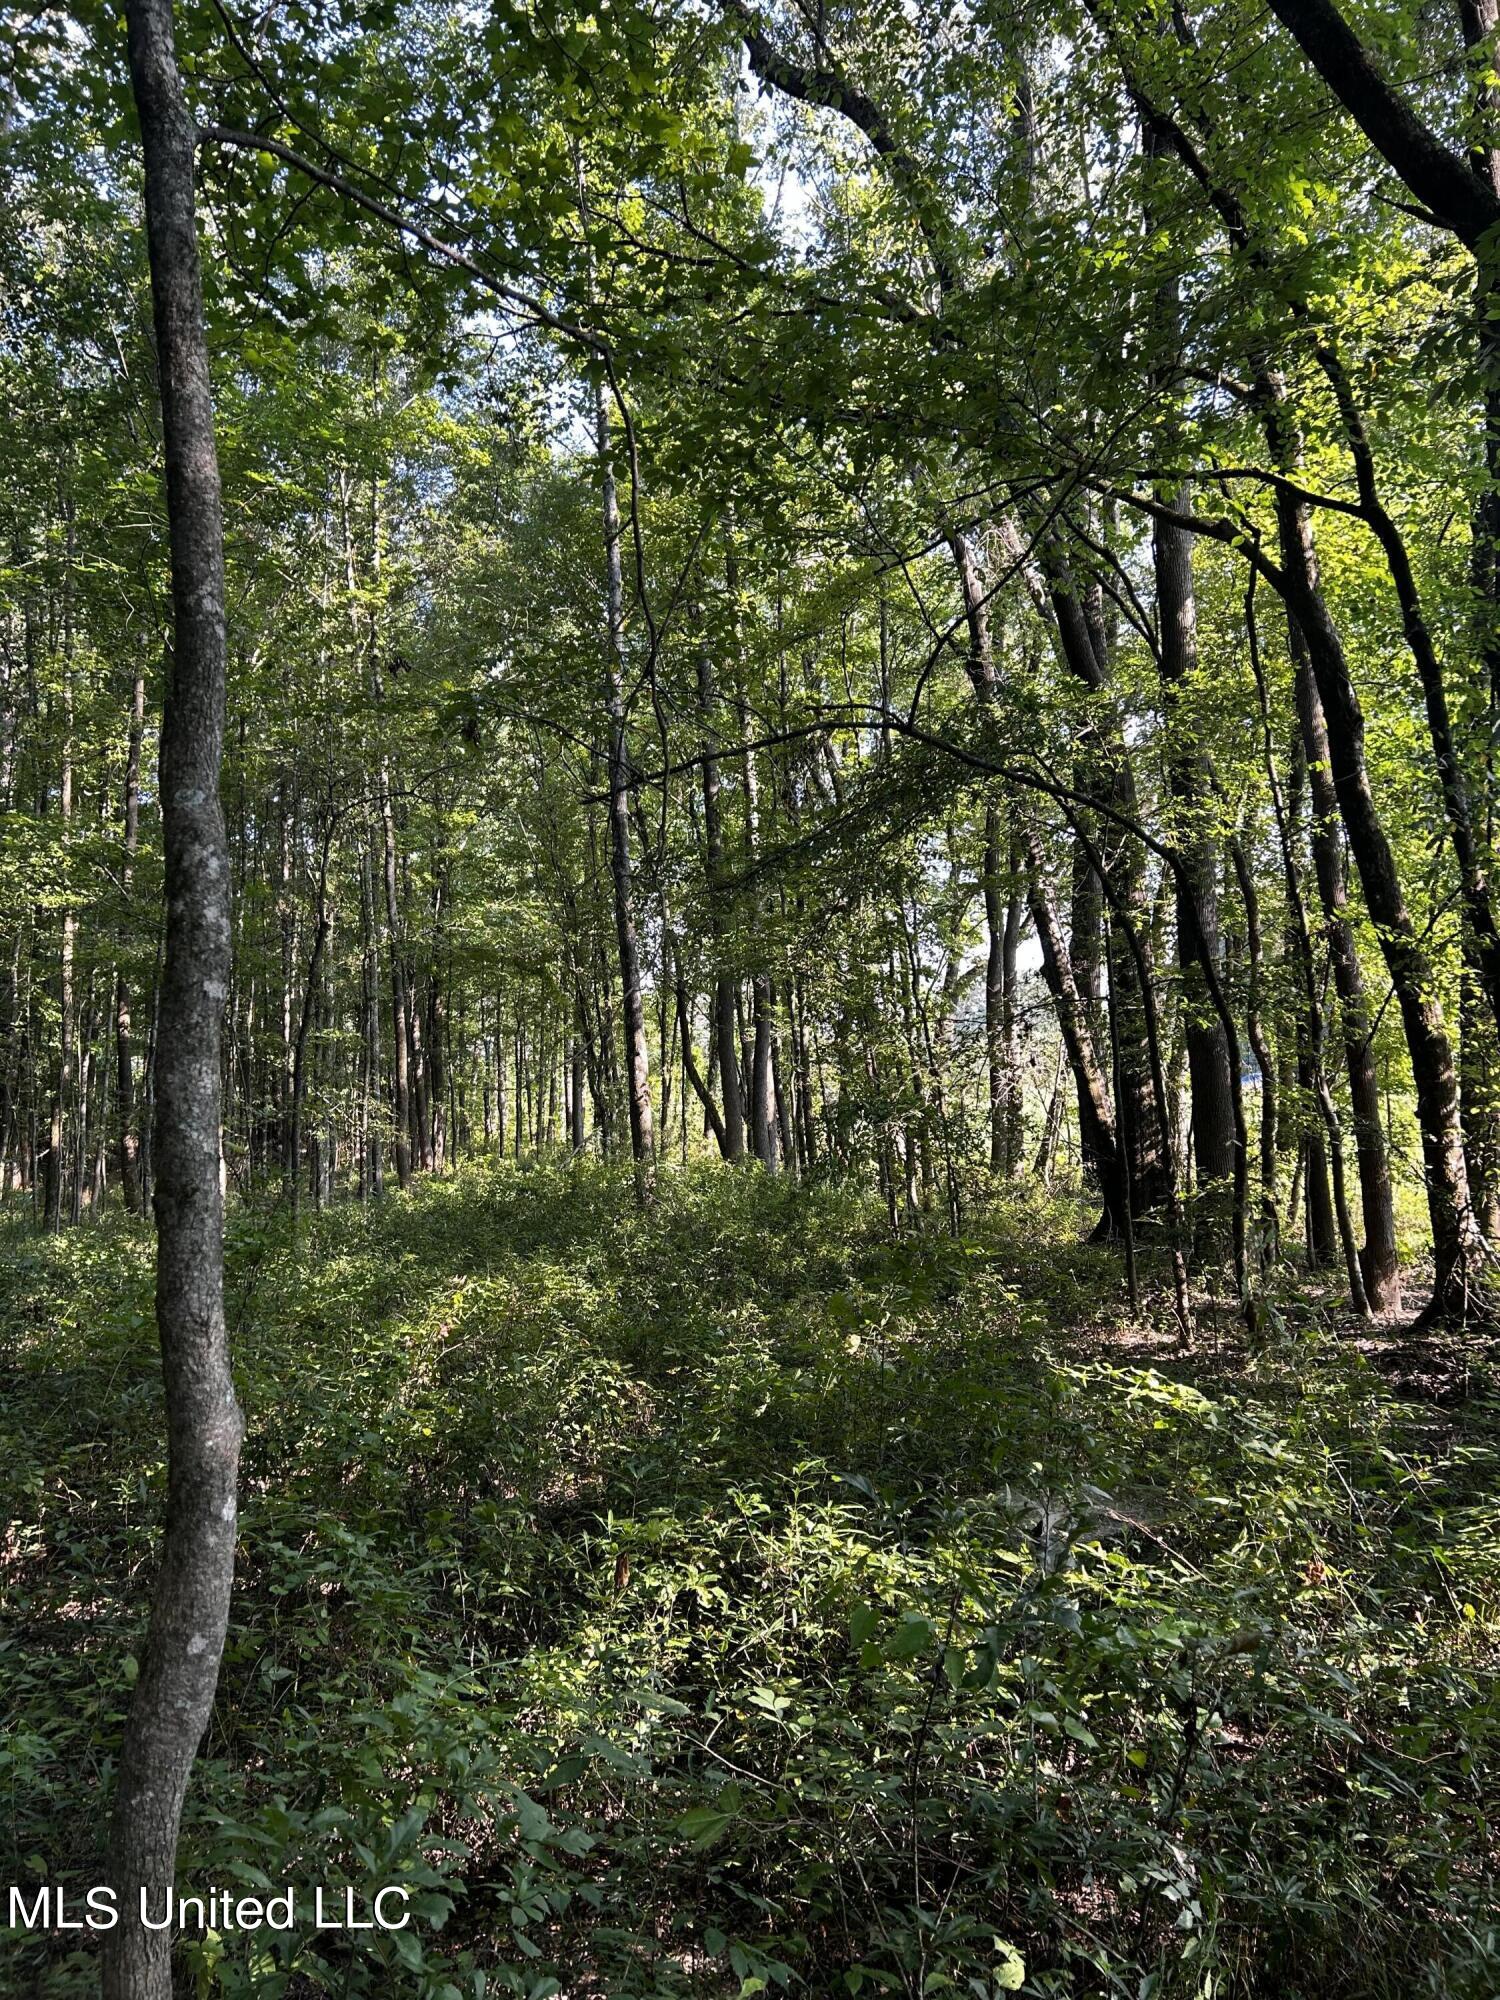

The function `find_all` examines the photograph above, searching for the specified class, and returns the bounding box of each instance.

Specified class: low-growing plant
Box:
[1,1165,1496,1997]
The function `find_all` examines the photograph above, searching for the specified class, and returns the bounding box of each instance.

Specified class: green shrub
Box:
[1,1166,1495,1997]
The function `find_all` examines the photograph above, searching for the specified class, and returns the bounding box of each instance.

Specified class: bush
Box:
[1,1165,1496,1997]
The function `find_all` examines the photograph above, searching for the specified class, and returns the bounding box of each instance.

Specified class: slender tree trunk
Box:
[1243,577,1370,1306]
[982,806,1009,1173]
[994,517,1171,1219]
[1291,641,1401,1309]
[1260,384,1460,1313]
[771,995,798,1180]
[426,863,449,1170]
[950,525,1135,1224]
[139,932,162,1211]
[697,638,744,1159]
[595,378,654,1199]
[570,990,587,1155]
[792,970,818,1171]
[0,639,16,1189]
[1001,852,1024,1174]
[73,976,96,1224]
[1316,343,1500,1032]
[737,687,778,1170]
[1135,66,1451,1311]
[409,970,432,1172]
[1461,946,1500,1235]
[0,932,18,1201]
[116,665,147,1213]
[676,958,728,1155]
[429,981,448,1170]
[1285,546,1474,1317]
[1302,1110,1339,1270]
[1229,834,1280,1263]
[1026,838,1126,1229]
[1068,808,1105,1181]
[377,776,412,1189]
[1154,497,1236,1207]
[287,820,332,1230]
[1144,115,1237,1215]
[45,651,75,1232]
[1034,1042,1066,1184]
[750,973,779,1169]
[106,7,244,1990]
[1066,815,1197,1336]
[495,998,508,1160]
[277,779,296,1177]
[359,839,383,1199]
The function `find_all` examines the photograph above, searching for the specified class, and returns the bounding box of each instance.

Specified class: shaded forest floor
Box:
[1,1167,1498,1999]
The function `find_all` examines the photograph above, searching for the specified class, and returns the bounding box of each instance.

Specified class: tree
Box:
[104,0,243,1991]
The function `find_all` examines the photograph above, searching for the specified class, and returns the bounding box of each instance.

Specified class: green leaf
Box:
[993,1940,1026,1991]
[676,1806,733,1848]
[849,1601,881,1646]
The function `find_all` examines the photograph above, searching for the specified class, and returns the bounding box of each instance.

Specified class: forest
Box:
[2,0,1500,1992]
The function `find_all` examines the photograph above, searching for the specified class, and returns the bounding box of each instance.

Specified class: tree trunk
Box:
[495,999,508,1159]
[1265,0,1500,256]
[1025,838,1126,1229]
[1153,499,1235,1200]
[429,980,448,1170]
[736,673,778,1171]
[1316,342,1500,1033]
[116,665,147,1213]
[697,638,744,1159]
[409,970,432,1172]
[1001,850,1024,1173]
[1461,944,1500,1235]
[1005,517,1171,1219]
[1290,642,1402,1309]
[952,521,1163,1225]
[982,806,1009,1173]
[1229,834,1280,1262]
[45,654,75,1232]
[105,6,244,1991]
[377,778,412,1189]
[750,973,779,1169]
[1274,481,1483,1319]
[1144,115,1237,1213]
[570,987,587,1155]
[676,962,728,1155]
[1068,807,1105,1181]
[287,819,332,1229]
[595,378,654,1199]
[358,839,383,1199]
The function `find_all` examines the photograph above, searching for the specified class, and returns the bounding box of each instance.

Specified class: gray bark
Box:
[105,3,244,1991]
[115,666,147,1212]
[595,378,655,1197]
[696,638,744,1159]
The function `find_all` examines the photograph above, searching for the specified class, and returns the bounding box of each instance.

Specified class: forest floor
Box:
[1,1167,1497,2000]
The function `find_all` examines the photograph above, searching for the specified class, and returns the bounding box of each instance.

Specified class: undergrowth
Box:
[1,1164,1496,1998]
